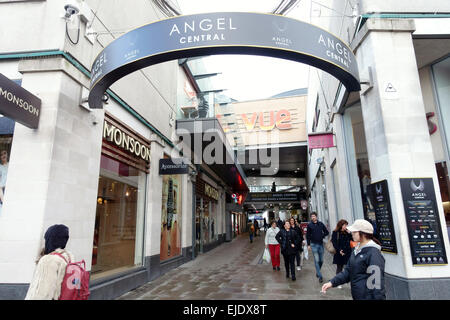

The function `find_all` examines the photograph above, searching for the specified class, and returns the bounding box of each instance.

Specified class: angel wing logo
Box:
[272,20,288,32]
[410,179,425,192]
[375,184,382,195]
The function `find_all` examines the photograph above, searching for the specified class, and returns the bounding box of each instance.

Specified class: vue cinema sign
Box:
[88,12,360,109]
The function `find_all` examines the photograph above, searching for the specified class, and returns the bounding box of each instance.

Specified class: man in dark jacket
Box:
[276,220,301,281]
[306,212,329,283]
[276,217,284,231]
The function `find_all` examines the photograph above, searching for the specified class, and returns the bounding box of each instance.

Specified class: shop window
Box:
[92,155,146,280]
[432,56,450,160]
[0,116,14,216]
[160,174,183,261]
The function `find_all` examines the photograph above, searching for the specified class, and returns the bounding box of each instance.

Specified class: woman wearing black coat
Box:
[322,219,385,300]
[275,220,301,281]
[331,220,352,278]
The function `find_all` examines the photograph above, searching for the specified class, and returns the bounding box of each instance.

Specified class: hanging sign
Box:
[159,158,189,175]
[89,12,360,109]
[400,178,448,266]
[308,132,335,149]
[0,73,41,129]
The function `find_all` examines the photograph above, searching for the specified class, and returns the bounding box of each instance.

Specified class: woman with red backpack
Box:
[25,224,89,300]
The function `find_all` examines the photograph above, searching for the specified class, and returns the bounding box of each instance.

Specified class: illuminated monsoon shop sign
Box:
[89,12,360,109]
[205,183,219,201]
[169,17,237,44]
[103,121,150,162]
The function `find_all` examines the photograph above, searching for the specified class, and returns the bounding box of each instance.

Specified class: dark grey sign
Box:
[366,180,398,254]
[246,192,300,203]
[159,158,189,175]
[0,73,41,129]
[400,178,448,265]
[89,12,360,109]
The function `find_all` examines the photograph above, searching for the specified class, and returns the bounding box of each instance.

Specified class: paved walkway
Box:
[118,231,352,300]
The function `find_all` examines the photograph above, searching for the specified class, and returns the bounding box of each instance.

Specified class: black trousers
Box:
[282,253,296,278]
[336,264,344,275]
[295,250,301,266]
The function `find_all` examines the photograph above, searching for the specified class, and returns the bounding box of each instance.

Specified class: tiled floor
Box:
[118,232,352,300]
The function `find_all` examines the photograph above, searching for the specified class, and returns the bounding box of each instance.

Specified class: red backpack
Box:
[51,252,90,300]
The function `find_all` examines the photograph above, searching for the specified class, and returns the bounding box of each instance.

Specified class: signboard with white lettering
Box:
[366,180,398,254]
[89,12,360,109]
[0,73,41,129]
[159,158,189,175]
[400,178,448,265]
[245,192,300,203]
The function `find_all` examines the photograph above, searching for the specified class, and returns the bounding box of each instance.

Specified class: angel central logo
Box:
[169,17,236,44]
[410,179,425,192]
[375,184,382,195]
[410,179,426,198]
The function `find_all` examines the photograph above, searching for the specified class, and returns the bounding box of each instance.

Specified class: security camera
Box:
[64,1,80,19]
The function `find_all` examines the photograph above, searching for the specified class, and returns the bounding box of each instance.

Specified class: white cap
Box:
[347,219,374,234]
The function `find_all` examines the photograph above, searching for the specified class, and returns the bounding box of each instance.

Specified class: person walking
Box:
[25,224,74,300]
[254,219,259,237]
[265,221,281,271]
[331,219,352,288]
[289,218,303,271]
[276,217,284,231]
[248,220,254,243]
[321,219,386,300]
[263,218,268,232]
[276,220,301,281]
[306,212,329,283]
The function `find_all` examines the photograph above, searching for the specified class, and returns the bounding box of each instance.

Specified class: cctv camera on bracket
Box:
[63,0,80,19]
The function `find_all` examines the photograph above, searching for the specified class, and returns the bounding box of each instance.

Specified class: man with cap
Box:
[321,219,386,300]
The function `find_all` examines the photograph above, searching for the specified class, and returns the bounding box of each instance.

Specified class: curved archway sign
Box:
[89,12,360,109]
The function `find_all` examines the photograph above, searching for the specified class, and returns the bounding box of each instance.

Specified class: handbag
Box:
[325,239,336,254]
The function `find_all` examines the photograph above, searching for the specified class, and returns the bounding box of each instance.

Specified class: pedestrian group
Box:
[256,212,386,300]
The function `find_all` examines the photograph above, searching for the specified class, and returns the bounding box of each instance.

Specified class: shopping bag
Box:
[303,243,309,260]
[263,248,271,264]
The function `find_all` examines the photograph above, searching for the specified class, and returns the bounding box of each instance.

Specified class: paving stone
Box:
[117,233,352,300]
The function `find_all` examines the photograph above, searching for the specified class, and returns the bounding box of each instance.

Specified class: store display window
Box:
[0,116,14,216]
[92,154,146,280]
[160,174,183,261]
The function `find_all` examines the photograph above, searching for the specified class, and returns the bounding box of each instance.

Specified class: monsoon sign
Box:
[89,12,360,109]
[0,73,41,129]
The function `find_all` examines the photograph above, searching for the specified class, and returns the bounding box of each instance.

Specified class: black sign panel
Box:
[366,180,398,254]
[245,192,300,203]
[400,178,448,265]
[159,158,189,175]
[0,73,41,129]
[89,12,360,109]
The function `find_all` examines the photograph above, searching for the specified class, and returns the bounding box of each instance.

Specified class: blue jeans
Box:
[310,243,324,279]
